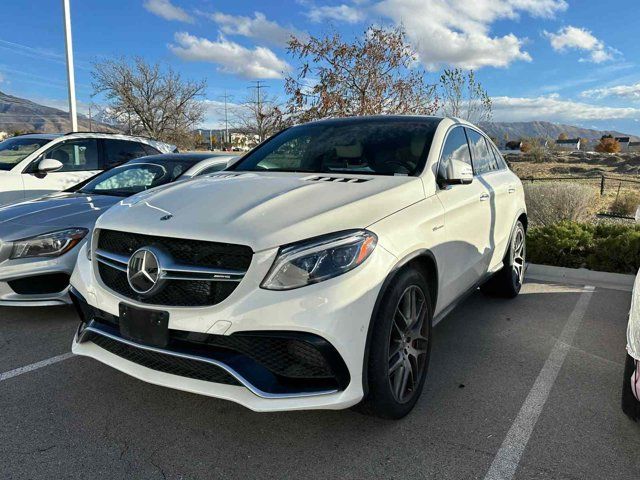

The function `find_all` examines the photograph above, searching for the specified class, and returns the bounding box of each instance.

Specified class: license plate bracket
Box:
[119,303,169,348]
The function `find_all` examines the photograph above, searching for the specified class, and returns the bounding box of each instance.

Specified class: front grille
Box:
[96,230,252,307]
[98,230,252,270]
[98,263,237,307]
[88,332,241,386]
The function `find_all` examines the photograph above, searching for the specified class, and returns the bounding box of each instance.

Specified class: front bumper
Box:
[70,243,397,411]
[0,248,80,306]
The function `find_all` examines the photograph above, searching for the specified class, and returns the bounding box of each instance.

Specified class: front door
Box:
[0,171,25,206]
[434,126,492,310]
[466,130,514,270]
[21,139,102,200]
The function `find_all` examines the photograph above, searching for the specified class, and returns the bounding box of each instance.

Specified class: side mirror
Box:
[440,159,474,186]
[226,156,240,168]
[38,158,64,173]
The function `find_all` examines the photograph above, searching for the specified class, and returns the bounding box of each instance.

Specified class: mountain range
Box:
[478,121,639,143]
[0,91,637,143]
[0,91,114,133]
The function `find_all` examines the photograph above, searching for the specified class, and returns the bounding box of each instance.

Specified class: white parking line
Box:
[0,352,75,382]
[484,285,595,480]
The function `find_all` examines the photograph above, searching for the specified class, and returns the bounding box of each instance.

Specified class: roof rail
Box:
[63,131,163,143]
[64,130,122,136]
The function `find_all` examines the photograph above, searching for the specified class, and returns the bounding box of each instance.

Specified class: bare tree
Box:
[285,26,438,122]
[439,68,492,123]
[92,57,207,146]
[233,84,287,143]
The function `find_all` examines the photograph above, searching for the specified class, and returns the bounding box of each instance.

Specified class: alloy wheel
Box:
[512,227,526,288]
[387,285,429,403]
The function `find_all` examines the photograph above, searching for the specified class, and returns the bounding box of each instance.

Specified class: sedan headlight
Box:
[261,230,377,291]
[10,228,88,259]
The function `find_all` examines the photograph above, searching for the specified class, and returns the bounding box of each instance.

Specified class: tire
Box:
[481,220,526,299]
[622,353,640,421]
[358,267,433,419]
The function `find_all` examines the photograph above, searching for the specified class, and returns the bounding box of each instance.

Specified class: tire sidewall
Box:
[365,267,433,419]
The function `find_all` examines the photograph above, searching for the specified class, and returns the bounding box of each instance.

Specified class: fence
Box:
[521,174,640,220]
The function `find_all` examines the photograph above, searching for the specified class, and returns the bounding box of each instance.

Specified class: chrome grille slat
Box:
[94,230,253,307]
[95,248,246,282]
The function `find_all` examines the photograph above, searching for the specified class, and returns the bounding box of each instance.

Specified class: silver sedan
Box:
[0,152,236,306]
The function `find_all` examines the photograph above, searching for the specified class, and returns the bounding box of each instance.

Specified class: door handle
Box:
[480,193,490,201]
[508,186,516,194]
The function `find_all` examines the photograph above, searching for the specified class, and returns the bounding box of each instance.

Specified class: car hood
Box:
[0,192,120,241]
[97,172,425,251]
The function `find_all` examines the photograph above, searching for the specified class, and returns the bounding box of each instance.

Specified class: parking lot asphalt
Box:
[1,280,639,480]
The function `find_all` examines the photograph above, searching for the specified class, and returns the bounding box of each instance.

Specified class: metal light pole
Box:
[62,0,78,132]
[223,90,230,148]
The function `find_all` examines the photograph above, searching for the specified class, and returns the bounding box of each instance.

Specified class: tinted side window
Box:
[466,129,497,175]
[104,140,149,169]
[438,127,472,180]
[43,139,99,171]
[490,143,507,170]
[142,144,161,156]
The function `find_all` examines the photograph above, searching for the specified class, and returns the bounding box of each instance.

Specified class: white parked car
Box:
[622,209,640,420]
[0,132,176,206]
[70,116,527,419]
[0,153,235,307]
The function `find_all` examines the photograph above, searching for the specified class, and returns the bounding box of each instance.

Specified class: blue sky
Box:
[2,0,640,133]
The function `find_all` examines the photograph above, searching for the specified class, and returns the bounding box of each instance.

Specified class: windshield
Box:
[78,161,192,197]
[231,119,441,176]
[0,137,53,171]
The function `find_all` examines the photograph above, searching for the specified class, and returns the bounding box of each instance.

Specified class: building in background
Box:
[556,138,581,151]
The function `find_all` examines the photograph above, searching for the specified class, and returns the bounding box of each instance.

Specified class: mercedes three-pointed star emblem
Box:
[127,247,165,295]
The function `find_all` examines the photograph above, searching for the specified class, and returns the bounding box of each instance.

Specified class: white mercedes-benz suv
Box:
[70,116,527,418]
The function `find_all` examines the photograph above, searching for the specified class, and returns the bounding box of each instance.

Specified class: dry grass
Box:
[524,183,596,226]
[506,151,640,179]
[507,151,640,218]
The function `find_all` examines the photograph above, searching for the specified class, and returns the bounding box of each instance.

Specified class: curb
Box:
[525,263,637,291]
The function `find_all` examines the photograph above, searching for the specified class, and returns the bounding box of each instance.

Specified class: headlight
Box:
[10,228,88,259]
[261,230,377,291]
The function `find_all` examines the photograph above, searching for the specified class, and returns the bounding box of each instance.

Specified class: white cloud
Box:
[544,26,614,63]
[582,83,640,100]
[492,95,640,122]
[143,0,193,23]
[169,32,291,79]
[373,0,567,70]
[205,11,303,47]
[306,4,365,24]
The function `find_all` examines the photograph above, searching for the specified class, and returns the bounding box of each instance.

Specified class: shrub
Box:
[524,138,547,163]
[527,221,640,274]
[595,137,621,153]
[610,193,640,216]
[523,182,596,226]
[527,222,594,269]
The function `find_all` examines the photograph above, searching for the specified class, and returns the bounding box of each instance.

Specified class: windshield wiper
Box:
[78,189,132,197]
